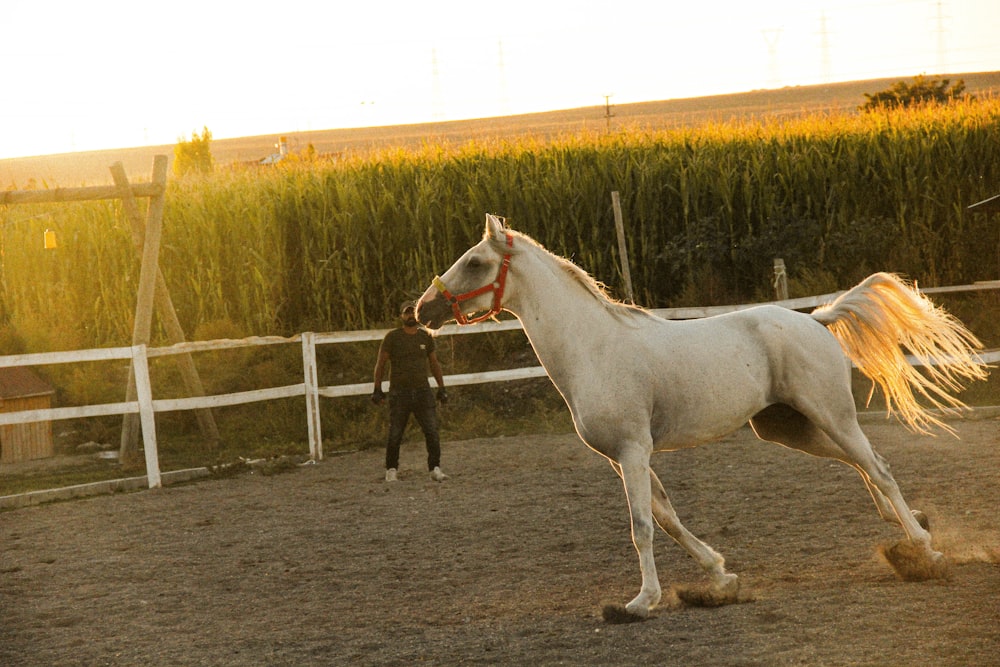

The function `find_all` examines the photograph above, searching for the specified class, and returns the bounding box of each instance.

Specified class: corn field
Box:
[2,97,1000,354]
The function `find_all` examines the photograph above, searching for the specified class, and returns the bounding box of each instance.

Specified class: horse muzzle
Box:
[416,291,450,330]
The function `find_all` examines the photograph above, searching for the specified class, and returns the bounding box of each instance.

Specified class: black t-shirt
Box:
[379,327,436,389]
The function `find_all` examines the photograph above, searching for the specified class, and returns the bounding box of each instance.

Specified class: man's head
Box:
[400,301,418,327]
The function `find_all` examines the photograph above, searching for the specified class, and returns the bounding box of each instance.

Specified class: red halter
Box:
[431,233,514,325]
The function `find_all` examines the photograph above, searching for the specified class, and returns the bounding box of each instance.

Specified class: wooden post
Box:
[117,157,219,466]
[611,191,634,304]
[302,332,323,461]
[118,157,165,466]
[131,344,161,488]
[773,258,788,301]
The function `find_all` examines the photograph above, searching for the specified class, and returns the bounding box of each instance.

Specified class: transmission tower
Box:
[431,48,445,121]
[818,11,832,84]
[762,28,783,88]
[933,1,949,74]
[497,40,511,116]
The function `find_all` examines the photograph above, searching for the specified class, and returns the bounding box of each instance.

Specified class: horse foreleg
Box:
[648,469,739,603]
[607,456,739,619]
[609,454,662,618]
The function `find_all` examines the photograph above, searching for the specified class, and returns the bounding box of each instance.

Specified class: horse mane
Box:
[488,228,653,323]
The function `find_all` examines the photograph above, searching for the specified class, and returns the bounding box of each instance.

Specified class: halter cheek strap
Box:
[432,233,514,326]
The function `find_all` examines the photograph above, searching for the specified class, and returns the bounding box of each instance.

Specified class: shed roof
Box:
[0,367,55,400]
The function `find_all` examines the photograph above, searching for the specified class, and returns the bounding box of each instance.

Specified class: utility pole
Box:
[604,95,614,131]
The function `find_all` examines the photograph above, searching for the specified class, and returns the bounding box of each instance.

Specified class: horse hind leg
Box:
[860,468,929,530]
[648,469,740,607]
[831,439,947,578]
[752,404,946,580]
[846,443,948,580]
[751,405,928,529]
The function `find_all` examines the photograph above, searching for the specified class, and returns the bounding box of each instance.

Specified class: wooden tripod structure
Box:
[1,156,219,466]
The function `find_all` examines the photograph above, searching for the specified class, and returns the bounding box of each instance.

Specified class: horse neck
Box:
[505,251,619,383]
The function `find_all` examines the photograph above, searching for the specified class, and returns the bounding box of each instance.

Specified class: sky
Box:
[2,0,999,160]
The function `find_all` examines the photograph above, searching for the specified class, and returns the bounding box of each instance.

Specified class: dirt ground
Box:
[2,417,998,666]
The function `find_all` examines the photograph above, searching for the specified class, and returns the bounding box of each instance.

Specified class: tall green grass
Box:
[2,97,999,407]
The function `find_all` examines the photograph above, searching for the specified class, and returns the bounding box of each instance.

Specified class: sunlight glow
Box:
[1,0,999,159]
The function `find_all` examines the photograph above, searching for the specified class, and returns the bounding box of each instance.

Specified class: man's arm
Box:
[428,350,448,403]
[428,350,444,389]
[373,348,389,389]
[372,348,389,404]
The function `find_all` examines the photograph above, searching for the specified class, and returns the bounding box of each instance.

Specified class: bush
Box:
[861,75,969,110]
[173,127,215,176]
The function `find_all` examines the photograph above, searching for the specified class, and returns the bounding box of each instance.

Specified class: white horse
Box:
[416,214,987,621]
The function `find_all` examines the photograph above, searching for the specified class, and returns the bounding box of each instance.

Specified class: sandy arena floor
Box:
[2,419,998,666]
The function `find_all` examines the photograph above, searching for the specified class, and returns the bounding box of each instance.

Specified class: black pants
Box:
[385,387,441,471]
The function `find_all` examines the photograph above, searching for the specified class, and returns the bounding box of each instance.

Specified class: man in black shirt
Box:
[372,301,448,482]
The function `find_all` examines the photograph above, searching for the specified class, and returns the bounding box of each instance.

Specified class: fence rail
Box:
[1,281,998,490]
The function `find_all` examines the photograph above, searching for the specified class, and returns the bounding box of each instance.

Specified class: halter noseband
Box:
[432,233,514,325]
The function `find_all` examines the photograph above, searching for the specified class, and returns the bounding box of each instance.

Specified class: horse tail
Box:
[810,272,988,434]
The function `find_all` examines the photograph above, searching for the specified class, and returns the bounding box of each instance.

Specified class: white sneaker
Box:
[430,466,448,482]
[385,468,397,482]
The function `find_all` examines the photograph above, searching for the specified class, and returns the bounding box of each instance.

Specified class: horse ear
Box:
[485,213,503,238]
[484,213,505,239]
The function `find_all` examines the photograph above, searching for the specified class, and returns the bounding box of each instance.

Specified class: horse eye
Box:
[467,257,482,269]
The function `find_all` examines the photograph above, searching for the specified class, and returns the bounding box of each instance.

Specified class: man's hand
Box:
[371,386,386,405]
[437,387,449,404]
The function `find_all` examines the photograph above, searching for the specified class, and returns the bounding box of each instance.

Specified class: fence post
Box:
[611,191,634,304]
[130,344,161,488]
[773,258,788,301]
[302,332,323,460]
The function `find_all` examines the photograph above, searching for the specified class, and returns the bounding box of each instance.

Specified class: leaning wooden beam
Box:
[110,161,219,454]
[0,182,162,205]
[118,158,168,467]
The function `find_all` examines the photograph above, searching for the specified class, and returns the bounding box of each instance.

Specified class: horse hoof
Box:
[673,581,743,608]
[912,510,930,531]
[879,540,950,581]
[602,604,649,624]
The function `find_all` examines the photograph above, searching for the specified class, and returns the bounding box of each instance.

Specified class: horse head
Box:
[417,214,516,329]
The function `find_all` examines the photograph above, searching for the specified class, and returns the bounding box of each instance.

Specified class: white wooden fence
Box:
[1,282,998,489]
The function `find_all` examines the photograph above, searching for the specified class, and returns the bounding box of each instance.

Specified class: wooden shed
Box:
[0,367,55,463]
